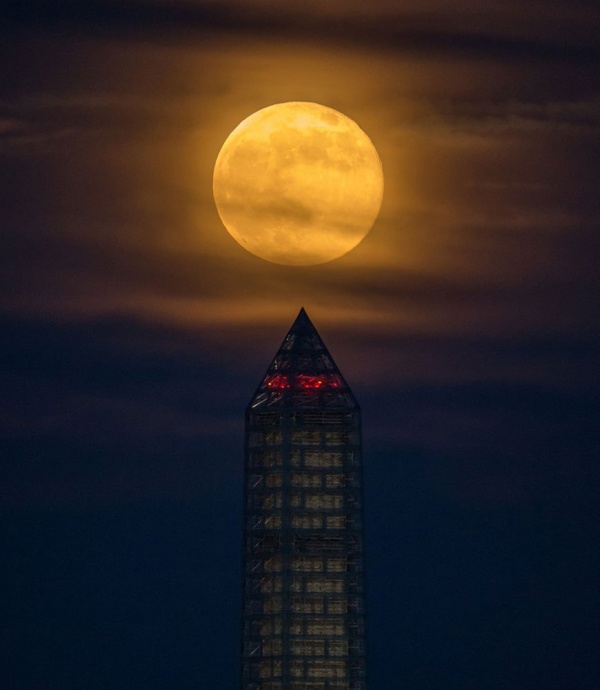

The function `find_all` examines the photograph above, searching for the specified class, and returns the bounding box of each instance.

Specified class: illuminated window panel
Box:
[326,474,346,488]
[291,556,324,572]
[251,536,281,554]
[328,641,349,657]
[290,661,304,677]
[261,493,282,510]
[259,576,282,593]
[304,451,344,468]
[305,494,344,510]
[291,430,321,445]
[265,473,283,487]
[327,599,348,614]
[307,660,346,678]
[295,535,344,551]
[263,597,282,614]
[263,557,282,572]
[305,618,345,636]
[291,597,324,614]
[326,515,346,529]
[306,579,344,593]
[291,514,323,529]
[289,683,325,690]
[324,431,345,445]
[291,472,322,488]
[248,431,283,447]
[262,639,282,656]
[327,558,347,573]
[291,639,326,656]
[260,619,282,636]
[259,660,282,679]
[264,514,282,529]
[264,430,283,445]
[248,450,283,468]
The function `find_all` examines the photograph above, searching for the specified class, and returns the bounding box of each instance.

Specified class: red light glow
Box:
[296,375,325,389]
[266,374,291,389]
[264,373,343,391]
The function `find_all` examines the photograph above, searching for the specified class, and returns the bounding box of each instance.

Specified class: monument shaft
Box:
[241,309,367,690]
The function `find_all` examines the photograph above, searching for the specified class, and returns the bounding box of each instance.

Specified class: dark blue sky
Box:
[1,2,599,689]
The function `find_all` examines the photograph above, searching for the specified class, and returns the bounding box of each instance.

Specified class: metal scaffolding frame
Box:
[241,309,367,690]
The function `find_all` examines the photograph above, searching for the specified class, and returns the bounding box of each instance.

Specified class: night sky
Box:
[1,2,599,689]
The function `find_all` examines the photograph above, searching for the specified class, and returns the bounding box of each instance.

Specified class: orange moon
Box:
[213,102,384,265]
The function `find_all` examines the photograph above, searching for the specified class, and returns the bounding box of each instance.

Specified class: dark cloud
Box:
[2,0,599,63]
[1,314,597,509]
[0,315,245,512]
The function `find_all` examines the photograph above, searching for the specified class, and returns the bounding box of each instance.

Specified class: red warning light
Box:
[265,374,291,389]
[265,373,344,391]
[296,375,325,389]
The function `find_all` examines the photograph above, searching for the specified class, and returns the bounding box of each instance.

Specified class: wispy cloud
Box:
[2,0,599,63]
[0,114,76,148]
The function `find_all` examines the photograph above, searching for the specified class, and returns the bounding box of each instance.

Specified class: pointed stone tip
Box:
[292,307,313,329]
[279,308,319,345]
[247,305,359,410]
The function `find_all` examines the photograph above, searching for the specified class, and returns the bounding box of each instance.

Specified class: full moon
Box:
[213,102,384,265]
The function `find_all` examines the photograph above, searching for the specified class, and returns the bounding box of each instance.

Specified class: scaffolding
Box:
[241,309,367,690]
